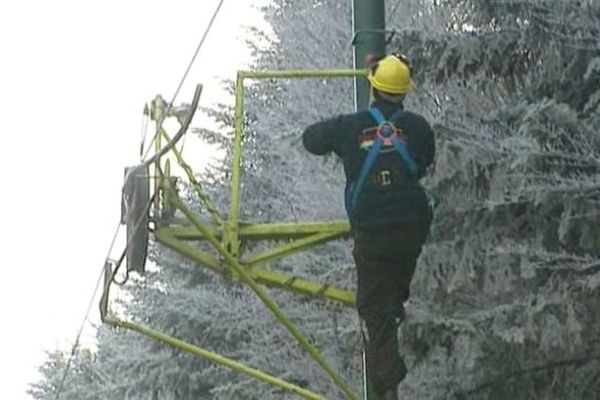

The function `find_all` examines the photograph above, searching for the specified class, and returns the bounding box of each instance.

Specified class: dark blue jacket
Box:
[302,99,435,230]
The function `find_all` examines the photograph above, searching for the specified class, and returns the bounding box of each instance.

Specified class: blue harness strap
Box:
[348,134,384,214]
[345,107,419,217]
[368,107,418,175]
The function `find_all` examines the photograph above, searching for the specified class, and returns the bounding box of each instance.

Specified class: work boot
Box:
[379,389,398,400]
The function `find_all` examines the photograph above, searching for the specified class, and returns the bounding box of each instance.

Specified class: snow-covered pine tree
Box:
[381,1,600,399]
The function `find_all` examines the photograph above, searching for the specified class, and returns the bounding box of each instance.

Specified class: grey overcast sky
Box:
[0,1,271,398]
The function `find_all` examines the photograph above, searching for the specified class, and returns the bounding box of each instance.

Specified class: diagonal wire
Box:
[53,222,122,400]
[141,0,226,163]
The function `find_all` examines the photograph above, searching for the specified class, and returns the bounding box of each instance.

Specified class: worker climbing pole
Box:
[351,1,387,399]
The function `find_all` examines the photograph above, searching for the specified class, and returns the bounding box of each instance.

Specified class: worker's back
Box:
[302,98,435,229]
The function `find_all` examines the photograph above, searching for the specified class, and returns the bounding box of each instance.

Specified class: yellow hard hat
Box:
[367,55,412,95]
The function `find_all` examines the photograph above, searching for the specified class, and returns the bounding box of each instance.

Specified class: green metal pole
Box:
[352,2,386,399]
[352,0,386,111]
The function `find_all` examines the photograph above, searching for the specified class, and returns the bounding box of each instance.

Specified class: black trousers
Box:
[352,223,429,396]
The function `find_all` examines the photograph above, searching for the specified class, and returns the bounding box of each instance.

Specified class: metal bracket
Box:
[351,29,398,46]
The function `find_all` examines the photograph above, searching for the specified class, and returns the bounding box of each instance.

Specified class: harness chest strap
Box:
[367,107,418,175]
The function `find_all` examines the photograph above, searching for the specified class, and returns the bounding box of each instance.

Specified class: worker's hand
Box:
[364,54,380,69]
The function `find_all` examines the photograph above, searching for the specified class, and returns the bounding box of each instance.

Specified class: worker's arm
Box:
[409,115,435,178]
[302,116,344,156]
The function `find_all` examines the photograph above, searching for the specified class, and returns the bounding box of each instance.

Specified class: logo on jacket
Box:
[377,170,392,185]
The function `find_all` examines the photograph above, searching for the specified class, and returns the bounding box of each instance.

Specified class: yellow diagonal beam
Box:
[105,317,327,400]
[169,190,359,400]
[249,266,355,307]
[245,231,344,266]
[155,228,223,274]
[159,128,223,225]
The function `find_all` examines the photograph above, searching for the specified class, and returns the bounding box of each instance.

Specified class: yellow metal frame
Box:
[104,68,369,399]
[104,316,327,400]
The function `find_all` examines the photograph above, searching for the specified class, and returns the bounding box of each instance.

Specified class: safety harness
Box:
[345,107,419,217]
